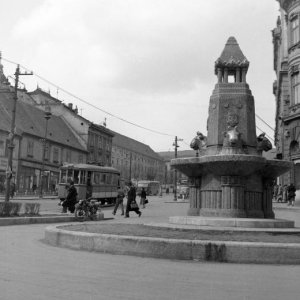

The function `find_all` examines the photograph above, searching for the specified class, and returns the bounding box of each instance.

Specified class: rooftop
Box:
[0,91,87,152]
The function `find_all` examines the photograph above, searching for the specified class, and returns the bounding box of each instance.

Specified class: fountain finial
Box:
[215,37,249,83]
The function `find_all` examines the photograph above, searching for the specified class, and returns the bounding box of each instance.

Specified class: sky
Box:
[0,0,280,152]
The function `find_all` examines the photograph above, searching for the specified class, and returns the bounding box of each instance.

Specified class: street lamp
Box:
[173,136,183,201]
[39,106,52,198]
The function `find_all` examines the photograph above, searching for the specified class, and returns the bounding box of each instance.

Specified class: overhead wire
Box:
[2,57,175,137]
[2,56,275,141]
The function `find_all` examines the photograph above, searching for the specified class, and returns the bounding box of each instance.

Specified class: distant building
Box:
[112,132,164,183]
[273,0,300,188]
[158,150,196,185]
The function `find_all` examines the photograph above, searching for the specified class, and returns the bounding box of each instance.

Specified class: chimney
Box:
[68,103,73,110]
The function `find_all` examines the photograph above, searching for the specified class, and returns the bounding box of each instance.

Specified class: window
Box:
[292,71,300,105]
[53,147,59,163]
[291,16,300,45]
[78,154,83,163]
[290,141,299,156]
[0,140,5,156]
[27,139,34,158]
[44,143,50,161]
[66,149,71,162]
[100,173,106,184]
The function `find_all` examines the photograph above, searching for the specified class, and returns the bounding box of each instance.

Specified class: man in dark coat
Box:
[62,181,77,213]
[125,182,141,218]
[287,183,296,206]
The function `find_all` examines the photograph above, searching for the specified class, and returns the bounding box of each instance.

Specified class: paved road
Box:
[1,195,300,300]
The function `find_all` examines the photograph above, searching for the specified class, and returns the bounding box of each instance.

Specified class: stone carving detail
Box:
[223,126,243,148]
[190,132,207,150]
[226,113,239,127]
[256,132,272,152]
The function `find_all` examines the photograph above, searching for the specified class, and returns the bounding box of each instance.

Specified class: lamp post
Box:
[39,106,52,198]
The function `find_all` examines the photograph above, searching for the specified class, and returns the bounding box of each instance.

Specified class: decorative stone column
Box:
[262,178,275,219]
[217,68,222,83]
[220,176,246,217]
[224,68,228,83]
[187,177,201,216]
[235,68,240,83]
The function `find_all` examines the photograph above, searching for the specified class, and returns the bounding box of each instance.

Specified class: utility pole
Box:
[129,152,132,183]
[173,136,182,201]
[5,65,33,202]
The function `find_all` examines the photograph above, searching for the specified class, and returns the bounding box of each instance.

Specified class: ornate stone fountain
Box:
[171,37,293,227]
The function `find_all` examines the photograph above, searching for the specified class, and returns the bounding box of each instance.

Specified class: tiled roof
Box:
[215,36,249,74]
[112,131,164,161]
[0,91,86,152]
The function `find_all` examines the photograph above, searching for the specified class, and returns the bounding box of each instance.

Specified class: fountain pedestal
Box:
[171,37,292,228]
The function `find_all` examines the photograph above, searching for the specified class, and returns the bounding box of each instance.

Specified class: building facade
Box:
[111,132,164,184]
[273,0,300,188]
[0,83,87,193]
[24,88,114,167]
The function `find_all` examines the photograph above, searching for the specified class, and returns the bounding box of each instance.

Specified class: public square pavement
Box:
[1,194,300,299]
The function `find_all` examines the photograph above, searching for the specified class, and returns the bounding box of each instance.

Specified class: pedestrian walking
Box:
[273,184,279,202]
[287,183,296,206]
[282,184,288,203]
[125,182,141,218]
[277,184,283,202]
[112,186,125,215]
[62,181,77,213]
[140,187,147,208]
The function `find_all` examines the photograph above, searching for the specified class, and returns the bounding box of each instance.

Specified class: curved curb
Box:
[0,215,76,226]
[0,212,104,226]
[44,224,300,264]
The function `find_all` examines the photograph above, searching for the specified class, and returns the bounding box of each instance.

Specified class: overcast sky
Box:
[0,0,280,152]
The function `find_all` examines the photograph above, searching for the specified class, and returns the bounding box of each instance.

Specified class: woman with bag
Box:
[140,187,147,208]
[125,182,142,218]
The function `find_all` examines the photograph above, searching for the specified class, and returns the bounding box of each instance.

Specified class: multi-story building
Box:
[111,132,164,183]
[0,66,87,193]
[273,0,300,188]
[21,87,114,167]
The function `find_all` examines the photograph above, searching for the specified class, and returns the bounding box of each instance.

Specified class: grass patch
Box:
[63,224,300,244]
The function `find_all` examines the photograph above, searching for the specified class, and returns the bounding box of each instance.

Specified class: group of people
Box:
[112,182,147,218]
[273,183,296,206]
[60,181,147,217]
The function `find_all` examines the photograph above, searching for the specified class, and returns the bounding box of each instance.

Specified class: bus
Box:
[136,180,160,196]
[58,163,120,205]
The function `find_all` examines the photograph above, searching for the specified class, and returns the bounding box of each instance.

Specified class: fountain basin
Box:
[171,154,292,219]
[171,155,292,177]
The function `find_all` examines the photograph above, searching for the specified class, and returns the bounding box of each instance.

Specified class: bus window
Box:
[94,172,100,185]
[112,174,118,185]
[106,174,112,185]
[60,170,67,183]
[101,173,106,184]
[67,169,74,183]
[74,170,79,184]
[79,170,86,184]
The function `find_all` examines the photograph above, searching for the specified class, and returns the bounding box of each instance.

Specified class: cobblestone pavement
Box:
[1,195,300,300]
